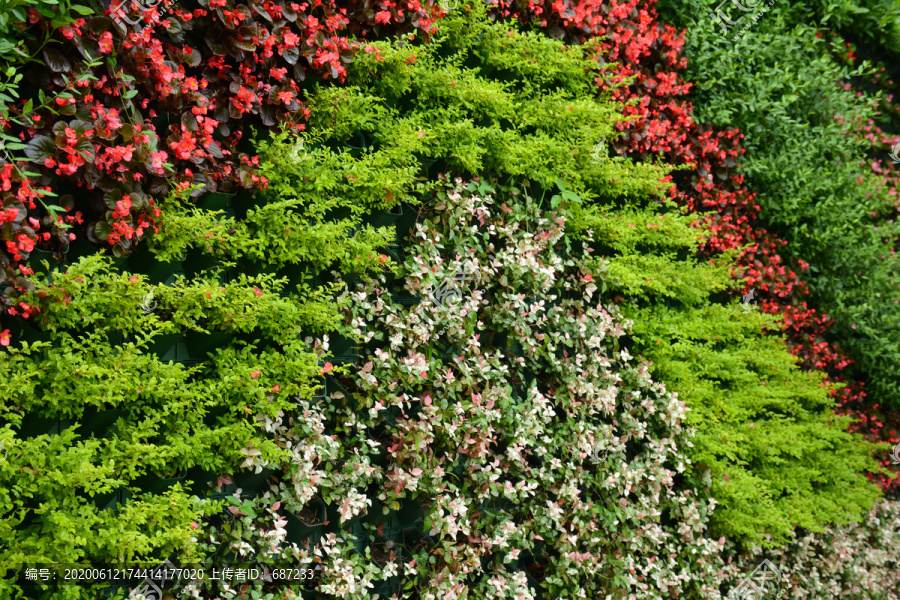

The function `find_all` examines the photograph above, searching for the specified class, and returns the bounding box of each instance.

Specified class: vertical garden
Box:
[0,0,898,598]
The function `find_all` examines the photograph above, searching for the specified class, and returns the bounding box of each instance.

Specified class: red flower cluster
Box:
[0,0,442,339]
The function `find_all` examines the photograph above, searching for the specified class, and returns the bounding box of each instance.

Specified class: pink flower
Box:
[98,31,114,54]
[0,330,10,347]
[251,370,261,378]
[272,385,280,392]
[149,150,168,175]
[321,362,334,375]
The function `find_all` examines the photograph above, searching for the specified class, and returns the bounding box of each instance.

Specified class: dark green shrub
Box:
[656,0,900,412]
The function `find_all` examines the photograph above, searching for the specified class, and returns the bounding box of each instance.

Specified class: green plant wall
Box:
[0,5,888,599]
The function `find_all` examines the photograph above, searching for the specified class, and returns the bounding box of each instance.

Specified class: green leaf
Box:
[94,220,112,241]
[42,47,72,73]
[24,134,56,162]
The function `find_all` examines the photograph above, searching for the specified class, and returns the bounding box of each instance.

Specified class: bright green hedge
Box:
[568,200,884,545]
[0,133,397,596]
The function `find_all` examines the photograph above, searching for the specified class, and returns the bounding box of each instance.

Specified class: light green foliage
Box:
[571,197,884,546]
[0,252,327,592]
[0,420,206,596]
[0,121,406,593]
[335,3,671,202]
[633,302,882,545]
[152,131,403,275]
[569,201,730,304]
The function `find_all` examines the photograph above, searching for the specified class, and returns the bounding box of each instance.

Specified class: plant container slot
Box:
[394,499,425,528]
[183,247,219,278]
[347,516,369,556]
[184,329,233,358]
[147,332,182,360]
[95,488,130,512]
[75,408,127,438]
[230,191,262,219]
[348,129,368,150]
[17,415,65,438]
[184,465,221,495]
[31,249,67,282]
[286,502,327,548]
[197,191,235,212]
[365,204,403,228]
[132,469,189,495]
[326,334,355,357]
[232,467,276,495]
[63,235,97,264]
[127,247,180,284]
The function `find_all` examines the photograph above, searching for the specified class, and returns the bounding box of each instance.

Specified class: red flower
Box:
[0,330,10,347]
